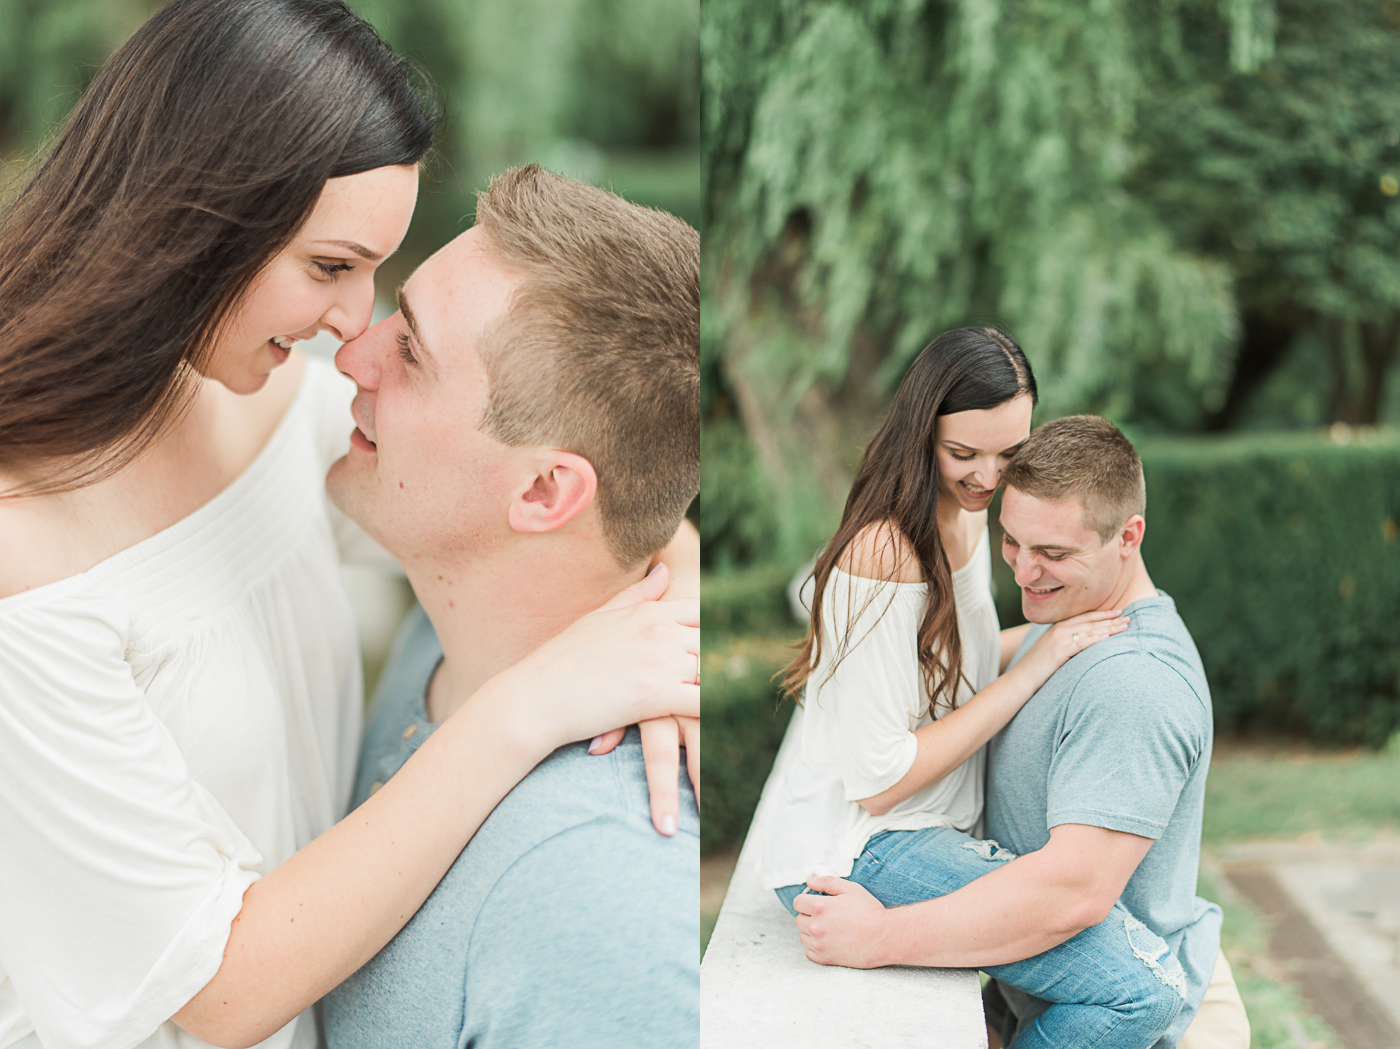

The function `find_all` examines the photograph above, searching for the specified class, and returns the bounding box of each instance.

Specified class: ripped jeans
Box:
[776,828,1185,1049]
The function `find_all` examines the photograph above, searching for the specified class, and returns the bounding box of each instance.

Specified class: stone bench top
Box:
[701,710,988,1048]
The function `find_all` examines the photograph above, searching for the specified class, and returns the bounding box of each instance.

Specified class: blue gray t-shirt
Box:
[323,605,699,1049]
[988,591,1221,1048]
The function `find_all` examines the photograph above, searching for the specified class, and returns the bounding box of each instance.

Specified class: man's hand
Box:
[792,877,895,968]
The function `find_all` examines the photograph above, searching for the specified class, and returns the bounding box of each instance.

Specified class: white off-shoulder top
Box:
[0,358,384,1049]
[758,527,1001,889]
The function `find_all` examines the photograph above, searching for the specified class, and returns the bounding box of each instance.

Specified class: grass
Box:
[1204,737,1400,843]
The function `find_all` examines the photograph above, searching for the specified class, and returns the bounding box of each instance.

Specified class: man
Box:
[319,166,699,1047]
[794,416,1250,1048]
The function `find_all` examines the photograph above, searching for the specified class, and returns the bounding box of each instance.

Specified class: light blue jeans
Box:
[777,828,1185,1049]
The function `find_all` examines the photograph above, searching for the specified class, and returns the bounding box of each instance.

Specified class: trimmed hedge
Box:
[701,430,1400,851]
[699,646,794,852]
[1138,430,1400,746]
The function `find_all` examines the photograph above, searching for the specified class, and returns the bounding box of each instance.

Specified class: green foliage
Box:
[704,0,1260,427]
[1,0,700,273]
[1132,0,1400,427]
[1136,0,1400,323]
[699,419,784,569]
[1142,429,1400,745]
[699,656,792,853]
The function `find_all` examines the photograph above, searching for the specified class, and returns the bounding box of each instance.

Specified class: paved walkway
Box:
[1215,840,1400,1049]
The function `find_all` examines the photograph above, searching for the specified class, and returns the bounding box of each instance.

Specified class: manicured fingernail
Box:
[661,814,677,835]
[648,562,663,577]
[588,735,604,753]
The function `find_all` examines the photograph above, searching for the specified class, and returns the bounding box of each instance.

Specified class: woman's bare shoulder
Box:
[0,491,104,599]
[837,521,924,584]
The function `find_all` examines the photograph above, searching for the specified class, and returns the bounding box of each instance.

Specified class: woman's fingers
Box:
[588,727,627,755]
[679,715,699,809]
[594,563,670,612]
[1061,608,1124,626]
[1067,616,1130,649]
[639,717,682,836]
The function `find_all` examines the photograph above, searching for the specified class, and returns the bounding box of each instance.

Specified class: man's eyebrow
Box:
[1001,529,1073,553]
[396,286,435,365]
[313,239,384,261]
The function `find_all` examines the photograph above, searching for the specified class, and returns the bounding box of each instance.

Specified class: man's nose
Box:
[1012,551,1041,587]
[335,328,382,391]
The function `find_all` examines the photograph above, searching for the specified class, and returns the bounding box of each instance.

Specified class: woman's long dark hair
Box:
[782,327,1037,714]
[0,0,436,492]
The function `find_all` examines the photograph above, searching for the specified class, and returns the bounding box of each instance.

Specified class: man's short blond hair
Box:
[1001,415,1146,543]
[472,165,699,567]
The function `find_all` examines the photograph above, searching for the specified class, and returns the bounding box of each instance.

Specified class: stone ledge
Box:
[701,713,987,1048]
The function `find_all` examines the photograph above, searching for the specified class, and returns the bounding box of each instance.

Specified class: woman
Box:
[0,3,697,1048]
[760,328,1183,1046]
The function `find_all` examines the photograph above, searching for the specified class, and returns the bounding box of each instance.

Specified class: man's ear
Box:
[507,451,598,534]
[1117,514,1146,558]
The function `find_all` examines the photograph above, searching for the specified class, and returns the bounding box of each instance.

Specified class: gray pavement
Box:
[1217,841,1400,1049]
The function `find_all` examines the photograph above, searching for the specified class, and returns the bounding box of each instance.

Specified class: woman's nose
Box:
[319,275,377,343]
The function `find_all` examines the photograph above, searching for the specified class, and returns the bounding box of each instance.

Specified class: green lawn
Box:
[1204,737,1400,843]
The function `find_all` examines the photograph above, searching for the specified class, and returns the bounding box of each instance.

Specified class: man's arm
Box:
[793,823,1153,968]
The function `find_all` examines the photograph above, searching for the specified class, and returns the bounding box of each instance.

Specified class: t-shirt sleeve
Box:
[817,575,924,800]
[459,819,699,1049]
[1044,653,1209,839]
[0,602,263,1049]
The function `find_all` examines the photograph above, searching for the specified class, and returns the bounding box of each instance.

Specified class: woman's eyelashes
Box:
[395,331,416,366]
[311,259,354,280]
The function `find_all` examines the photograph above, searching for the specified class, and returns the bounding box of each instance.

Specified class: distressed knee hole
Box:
[1123,915,1188,1000]
[960,838,1016,862]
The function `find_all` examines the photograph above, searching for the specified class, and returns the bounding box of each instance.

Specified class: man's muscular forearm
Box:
[795,824,1153,969]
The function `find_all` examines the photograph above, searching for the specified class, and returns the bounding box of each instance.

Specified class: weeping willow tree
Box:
[700,0,1277,565]
[1131,0,1400,430]
[0,0,700,277]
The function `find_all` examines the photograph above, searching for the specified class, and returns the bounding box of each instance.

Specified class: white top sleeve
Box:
[0,600,262,1049]
[817,571,925,800]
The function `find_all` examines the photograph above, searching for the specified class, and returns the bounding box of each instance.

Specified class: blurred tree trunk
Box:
[1203,309,1302,431]
[1326,314,1399,424]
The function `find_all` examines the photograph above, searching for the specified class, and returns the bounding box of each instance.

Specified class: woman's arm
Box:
[857,611,1126,817]
[175,578,698,1048]
[999,623,1032,673]
[656,518,699,599]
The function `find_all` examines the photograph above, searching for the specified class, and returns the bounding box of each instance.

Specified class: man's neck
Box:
[405,540,644,723]
[1098,553,1157,613]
